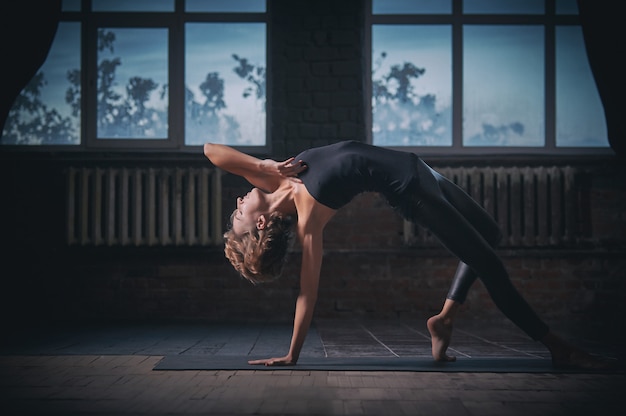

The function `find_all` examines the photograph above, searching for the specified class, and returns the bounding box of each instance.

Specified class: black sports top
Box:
[294,141,420,211]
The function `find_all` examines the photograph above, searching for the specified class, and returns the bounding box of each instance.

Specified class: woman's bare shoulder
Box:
[292,182,336,230]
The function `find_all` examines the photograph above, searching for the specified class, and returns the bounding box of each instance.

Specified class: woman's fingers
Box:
[247,357,295,366]
[282,158,296,170]
[279,158,307,177]
[247,359,268,365]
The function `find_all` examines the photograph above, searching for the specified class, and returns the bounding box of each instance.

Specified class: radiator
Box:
[66,166,222,246]
[404,166,580,247]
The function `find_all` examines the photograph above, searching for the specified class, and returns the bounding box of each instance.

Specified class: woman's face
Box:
[231,188,269,236]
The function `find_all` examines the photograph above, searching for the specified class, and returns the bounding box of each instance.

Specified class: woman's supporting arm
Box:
[285,230,322,363]
[247,220,323,366]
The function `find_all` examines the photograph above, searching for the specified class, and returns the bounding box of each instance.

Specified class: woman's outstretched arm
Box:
[203,143,305,192]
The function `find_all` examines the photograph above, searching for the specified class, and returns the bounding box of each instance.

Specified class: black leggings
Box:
[408,159,549,341]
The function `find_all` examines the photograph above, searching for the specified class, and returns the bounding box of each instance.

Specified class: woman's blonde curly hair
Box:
[223,209,295,284]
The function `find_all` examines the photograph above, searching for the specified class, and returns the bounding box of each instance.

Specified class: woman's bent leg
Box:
[412,161,549,341]
[447,262,476,303]
[432,167,502,304]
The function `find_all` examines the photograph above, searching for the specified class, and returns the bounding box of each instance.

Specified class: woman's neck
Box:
[268,180,297,215]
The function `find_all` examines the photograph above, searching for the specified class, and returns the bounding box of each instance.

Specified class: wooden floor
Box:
[1,318,624,415]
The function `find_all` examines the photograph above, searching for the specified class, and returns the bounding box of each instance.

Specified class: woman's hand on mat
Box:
[248,356,296,366]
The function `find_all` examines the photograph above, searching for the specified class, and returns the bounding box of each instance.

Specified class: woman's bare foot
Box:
[427,314,456,362]
[542,332,614,370]
[552,348,613,370]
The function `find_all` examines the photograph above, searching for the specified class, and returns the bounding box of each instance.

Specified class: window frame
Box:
[1,0,270,154]
[365,0,614,156]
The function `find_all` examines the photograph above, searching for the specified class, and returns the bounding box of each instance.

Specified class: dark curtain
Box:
[577,0,626,158]
[0,0,62,133]
[0,1,62,328]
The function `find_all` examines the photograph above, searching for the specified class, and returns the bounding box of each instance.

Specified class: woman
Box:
[204,140,607,369]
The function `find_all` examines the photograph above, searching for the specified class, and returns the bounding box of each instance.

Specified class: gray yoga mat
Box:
[153,355,617,373]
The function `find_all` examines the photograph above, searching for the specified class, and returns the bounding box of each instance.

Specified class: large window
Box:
[0,0,267,151]
[369,0,610,154]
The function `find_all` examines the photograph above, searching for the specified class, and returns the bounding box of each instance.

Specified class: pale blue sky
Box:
[186,23,267,143]
[372,21,606,147]
[373,0,451,14]
[186,0,265,13]
[37,22,81,120]
[373,25,452,112]
[463,0,544,14]
[92,0,174,12]
[99,28,169,111]
[556,26,608,147]
[463,25,545,146]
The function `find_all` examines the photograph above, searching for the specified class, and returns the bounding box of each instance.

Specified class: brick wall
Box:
[270,0,366,158]
[0,0,624,330]
[3,178,622,329]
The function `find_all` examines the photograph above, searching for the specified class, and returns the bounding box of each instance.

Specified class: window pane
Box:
[556,26,608,147]
[464,0,544,14]
[372,0,451,15]
[92,0,174,12]
[1,22,81,146]
[371,25,452,146]
[556,0,578,15]
[97,28,169,139]
[186,0,266,13]
[464,26,544,146]
[185,23,266,146]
